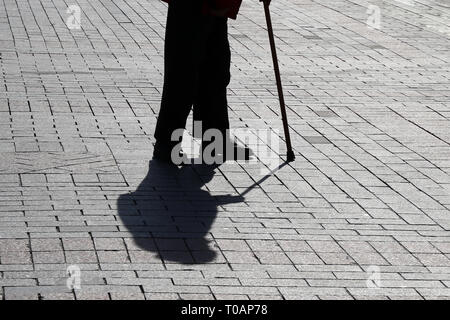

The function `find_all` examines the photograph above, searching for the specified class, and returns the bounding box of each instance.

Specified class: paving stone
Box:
[97,251,130,264]
[223,251,260,264]
[0,251,32,264]
[31,239,63,251]
[65,251,98,264]
[0,239,29,252]
[286,252,323,265]
[94,238,126,251]
[33,251,66,264]
[62,238,95,251]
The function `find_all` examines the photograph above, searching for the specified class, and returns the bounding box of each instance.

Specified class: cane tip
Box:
[286,151,295,162]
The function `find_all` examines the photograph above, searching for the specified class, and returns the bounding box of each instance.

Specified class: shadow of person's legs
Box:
[117,160,243,264]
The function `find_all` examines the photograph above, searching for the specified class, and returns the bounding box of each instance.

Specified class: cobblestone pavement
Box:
[0,0,449,300]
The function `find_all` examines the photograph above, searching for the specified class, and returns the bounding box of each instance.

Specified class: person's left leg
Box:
[154,0,210,163]
[193,15,231,141]
[193,16,252,162]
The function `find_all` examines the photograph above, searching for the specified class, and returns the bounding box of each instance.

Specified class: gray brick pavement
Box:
[0,0,449,300]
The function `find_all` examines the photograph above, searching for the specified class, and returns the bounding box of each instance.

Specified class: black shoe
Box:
[153,141,189,165]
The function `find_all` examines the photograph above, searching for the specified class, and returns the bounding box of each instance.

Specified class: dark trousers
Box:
[154,0,231,145]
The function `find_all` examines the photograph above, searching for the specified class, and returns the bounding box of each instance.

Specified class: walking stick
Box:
[261,0,295,162]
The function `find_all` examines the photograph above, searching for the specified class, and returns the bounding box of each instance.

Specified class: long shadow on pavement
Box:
[117,160,244,264]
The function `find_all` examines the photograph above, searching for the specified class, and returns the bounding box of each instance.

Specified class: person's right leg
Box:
[154,0,206,161]
[193,16,253,162]
[193,15,231,140]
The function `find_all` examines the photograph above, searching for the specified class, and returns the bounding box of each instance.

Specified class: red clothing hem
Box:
[161,0,242,20]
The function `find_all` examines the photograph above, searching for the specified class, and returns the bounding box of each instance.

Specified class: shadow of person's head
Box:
[117,160,243,264]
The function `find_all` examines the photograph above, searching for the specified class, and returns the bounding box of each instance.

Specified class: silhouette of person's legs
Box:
[154,0,233,162]
[154,0,204,147]
[193,16,231,140]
